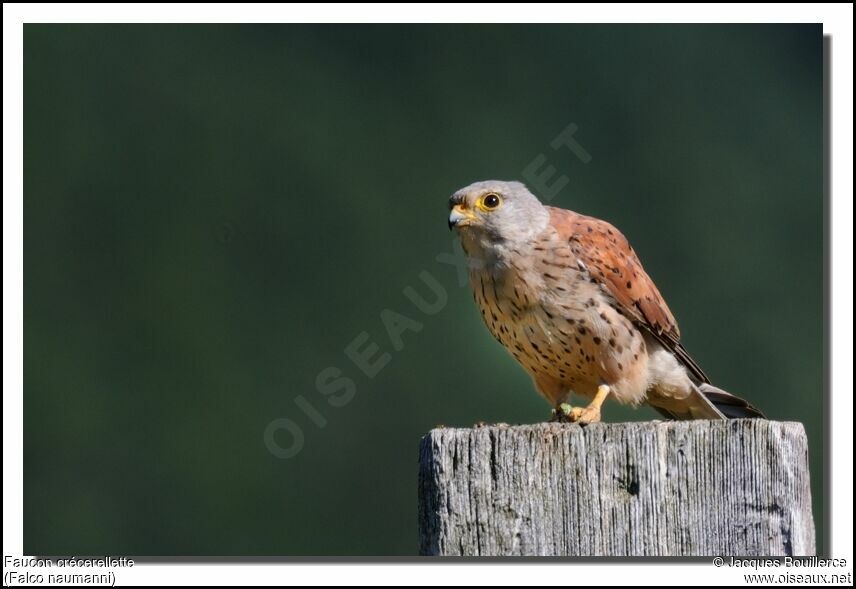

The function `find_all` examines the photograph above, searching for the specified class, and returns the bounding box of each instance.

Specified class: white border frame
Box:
[4,4,852,586]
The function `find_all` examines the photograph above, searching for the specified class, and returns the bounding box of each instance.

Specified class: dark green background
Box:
[24,25,824,556]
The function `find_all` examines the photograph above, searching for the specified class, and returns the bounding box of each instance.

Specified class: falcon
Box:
[448,180,763,423]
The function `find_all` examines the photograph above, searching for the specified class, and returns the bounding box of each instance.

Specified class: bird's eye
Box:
[480,193,502,211]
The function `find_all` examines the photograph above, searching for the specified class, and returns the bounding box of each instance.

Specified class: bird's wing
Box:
[546,206,710,384]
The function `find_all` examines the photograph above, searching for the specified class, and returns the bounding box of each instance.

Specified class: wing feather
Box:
[547,206,710,384]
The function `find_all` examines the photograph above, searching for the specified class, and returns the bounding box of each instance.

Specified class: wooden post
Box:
[418,420,815,556]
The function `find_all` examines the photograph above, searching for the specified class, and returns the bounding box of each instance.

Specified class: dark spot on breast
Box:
[618,362,624,370]
[577,326,587,335]
[609,338,616,347]
[626,281,632,289]
[593,337,601,345]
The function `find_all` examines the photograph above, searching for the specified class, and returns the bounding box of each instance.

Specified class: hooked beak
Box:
[448,204,477,230]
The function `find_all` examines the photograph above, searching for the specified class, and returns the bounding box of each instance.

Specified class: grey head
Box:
[448,180,550,250]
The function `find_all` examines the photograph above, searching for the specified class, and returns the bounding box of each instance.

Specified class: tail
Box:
[644,335,766,420]
[650,383,765,421]
[697,383,766,419]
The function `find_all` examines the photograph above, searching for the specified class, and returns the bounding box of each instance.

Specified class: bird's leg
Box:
[578,384,610,423]
[558,385,611,425]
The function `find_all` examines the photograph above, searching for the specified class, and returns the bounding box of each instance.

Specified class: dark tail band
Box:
[698,383,766,419]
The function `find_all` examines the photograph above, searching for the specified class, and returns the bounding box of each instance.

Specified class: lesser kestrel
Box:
[448,180,763,423]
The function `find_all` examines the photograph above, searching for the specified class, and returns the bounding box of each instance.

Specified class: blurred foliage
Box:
[24,24,823,556]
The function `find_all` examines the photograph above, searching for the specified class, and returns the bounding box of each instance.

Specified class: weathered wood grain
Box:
[418,420,814,556]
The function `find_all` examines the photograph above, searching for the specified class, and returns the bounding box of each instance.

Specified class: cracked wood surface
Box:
[418,420,815,556]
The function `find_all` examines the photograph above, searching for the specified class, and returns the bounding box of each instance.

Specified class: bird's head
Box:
[448,180,550,250]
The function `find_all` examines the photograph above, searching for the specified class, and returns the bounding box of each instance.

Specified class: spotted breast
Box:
[467,209,650,408]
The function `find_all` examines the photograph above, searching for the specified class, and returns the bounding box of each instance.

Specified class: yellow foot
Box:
[575,405,601,424]
[556,385,611,425]
[550,404,574,423]
[557,403,601,424]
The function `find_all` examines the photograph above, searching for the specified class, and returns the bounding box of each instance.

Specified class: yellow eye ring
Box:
[477,193,502,212]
